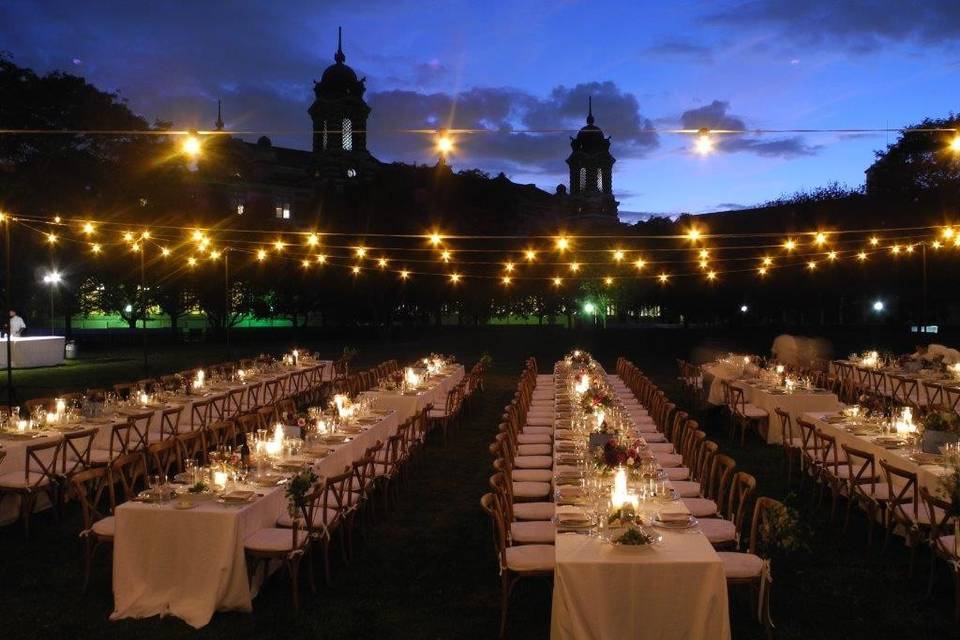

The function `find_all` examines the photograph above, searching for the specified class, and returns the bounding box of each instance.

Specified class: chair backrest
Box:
[480,492,509,572]
[207,420,237,450]
[125,411,153,450]
[774,407,794,446]
[159,406,183,440]
[24,439,62,487]
[814,427,843,475]
[746,496,786,558]
[110,452,147,502]
[147,437,181,478]
[841,443,879,495]
[796,417,819,461]
[176,429,207,468]
[71,466,116,533]
[113,382,135,400]
[726,471,757,542]
[61,427,98,476]
[190,398,213,430]
[922,381,944,409]
[880,459,919,522]
[919,486,956,560]
[708,454,736,503]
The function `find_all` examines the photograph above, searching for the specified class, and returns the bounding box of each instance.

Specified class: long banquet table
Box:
[0,336,65,368]
[111,408,400,628]
[110,361,463,628]
[830,360,960,407]
[549,364,730,640]
[0,361,333,525]
[733,380,841,445]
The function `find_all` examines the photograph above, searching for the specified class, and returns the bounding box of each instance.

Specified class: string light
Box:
[658,273,670,284]
[351,265,361,275]
[906,243,915,254]
[943,227,955,240]
[932,240,942,249]
[634,258,646,270]
[209,249,221,260]
[612,249,625,262]
[273,239,285,252]
[502,275,512,285]
[814,231,828,246]
[604,276,614,286]
[429,232,443,246]
[301,259,311,268]
[53,216,62,224]
[698,248,709,259]
[182,133,202,158]
[256,249,268,261]
[90,243,101,254]
[827,250,837,261]
[440,250,452,262]
[761,256,773,267]
[783,238,796,251]
[857,251,868,261]
[950,133,960,153]
[306,233,320,246]
[869,236,880,246]
[698,259,709,270]
[130,242,141,252]
[694,128,713,155]
[160,247,171,257]
[449,272,461,284]
[504,262,515,272]
[555,236,570,252]
[141,230,151,240]
[81,222,95,235]
[552,277,563,287]
[524,249,537,262]
[706,270,717,281]
[377,257,388,268]
[569,262,581,273]
[807,260,817,270]
[758,266,767,276]
[123,231,134,242]
[436,133,454,156]
[316,254,327,264]
[355,246,367,259]
[187,256,197,267]
[400,270,410,280]
[46,233,57,244]
[686,227,702,242]
[891,244,901,255]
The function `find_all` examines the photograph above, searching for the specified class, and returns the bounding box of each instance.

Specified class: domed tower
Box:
[308,27,377,184]
[565,97,618,216]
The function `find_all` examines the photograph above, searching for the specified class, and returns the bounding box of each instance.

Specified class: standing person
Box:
[7,310,25,337]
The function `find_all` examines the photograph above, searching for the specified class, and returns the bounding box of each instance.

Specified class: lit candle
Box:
[17,419,28,433]
[45,412,57,425]
[55,398,66,417]
[212,470,228,490]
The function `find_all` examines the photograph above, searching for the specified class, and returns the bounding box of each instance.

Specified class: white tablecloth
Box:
[702,360,757,405]
[735,381,841,444]
[0,336,64,368]
[360,364,464,422]
[550,364,730,640]
[111,408,401,628]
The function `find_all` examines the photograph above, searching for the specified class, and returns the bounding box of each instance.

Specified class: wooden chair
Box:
[880,460,932,576]
[147,437,181,479]
[176,429,208,468]
[60,428,99,483]
[189,397,214,431]
[0,439,63,537]
[920,486,960,622]
[245,486,318,610]
[206,420,238,450]
[796,418,822,493]
[774,408,801,487]
[718,496,780,637]
[480,492,554,638]
[700,470,756,551]
[124,411,153,451]
[225,387,246,419]
[109,452,147,503]
[427,383,463,445]
[71,466,117,591]
[813,427,849,522]
[841,443,888,547]
[157,406,183,441]
[112,382,136,400]
[729,385,768,445]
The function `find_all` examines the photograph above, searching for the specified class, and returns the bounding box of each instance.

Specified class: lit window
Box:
[236,204,244,215]
[346,168,356,178]
[578,167,586,191]
[596,168,603,191]
[275,203,292,219]
[342,118,352,151]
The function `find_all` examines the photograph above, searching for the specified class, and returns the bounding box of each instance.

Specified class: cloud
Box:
[368,81,659,174]
[642,41,714,63]
[704,0,960,52]
[679,100,820,158]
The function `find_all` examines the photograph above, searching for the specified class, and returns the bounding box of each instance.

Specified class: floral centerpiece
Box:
[566,349,591,367]
[921,409,960,453]
[593,438,646,472]
[579,384,614,416]
[285,467,319,518]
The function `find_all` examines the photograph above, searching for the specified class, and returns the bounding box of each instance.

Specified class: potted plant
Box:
[285,468,319,518]
[921,410,960,454]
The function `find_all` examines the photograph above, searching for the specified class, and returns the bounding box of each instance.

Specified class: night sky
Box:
[3,0,960,220]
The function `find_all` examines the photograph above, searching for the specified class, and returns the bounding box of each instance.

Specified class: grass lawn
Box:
[0,326,954,639]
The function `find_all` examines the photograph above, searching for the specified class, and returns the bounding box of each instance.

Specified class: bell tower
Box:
[565,97,617,216]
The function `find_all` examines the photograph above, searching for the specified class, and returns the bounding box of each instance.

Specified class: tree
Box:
[864,115,960,203]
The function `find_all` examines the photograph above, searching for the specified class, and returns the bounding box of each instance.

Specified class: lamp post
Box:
[3,214,12,409]
[42,270,61,336]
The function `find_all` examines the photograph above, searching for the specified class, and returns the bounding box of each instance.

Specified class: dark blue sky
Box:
[3,0,959,219]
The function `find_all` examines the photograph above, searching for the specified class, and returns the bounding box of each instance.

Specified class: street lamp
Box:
[42,270,61,335]
[740,304,749,313]
[872,300,885,313]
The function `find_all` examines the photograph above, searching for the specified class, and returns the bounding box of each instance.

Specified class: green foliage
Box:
[922,410,960,434]
[284,468,318,518]
[758,497,812,557]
